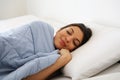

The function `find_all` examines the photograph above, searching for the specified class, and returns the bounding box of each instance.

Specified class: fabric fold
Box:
[0,21,60,80]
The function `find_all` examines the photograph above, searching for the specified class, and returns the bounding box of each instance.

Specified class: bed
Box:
[0,15,120,80]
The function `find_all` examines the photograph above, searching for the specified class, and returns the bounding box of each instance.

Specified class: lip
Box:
[60,38,66,47]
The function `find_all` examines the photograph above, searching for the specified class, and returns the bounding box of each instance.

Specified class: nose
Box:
[66,36,73,43]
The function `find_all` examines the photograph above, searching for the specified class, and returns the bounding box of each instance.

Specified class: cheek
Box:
[55,35,59,44]
[54,33,62,49]
[67,43,75,51]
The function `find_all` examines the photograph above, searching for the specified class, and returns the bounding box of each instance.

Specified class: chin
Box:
[56,45,62,50]
[54,43,60,49]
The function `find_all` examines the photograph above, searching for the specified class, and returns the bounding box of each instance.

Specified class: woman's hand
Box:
[59,49,70,55]
[58,49,72,64]
[22,49,72,80]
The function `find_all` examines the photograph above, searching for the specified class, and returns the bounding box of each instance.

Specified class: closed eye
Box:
[66,28,74,35]
[73,39,80,47]
[66,30,72,35]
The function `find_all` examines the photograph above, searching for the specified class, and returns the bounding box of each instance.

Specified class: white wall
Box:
[0,0,27,19]
[27,0,120,27]
[0,0,120,27]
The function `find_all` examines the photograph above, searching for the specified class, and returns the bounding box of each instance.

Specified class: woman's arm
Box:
[23,49,72,80]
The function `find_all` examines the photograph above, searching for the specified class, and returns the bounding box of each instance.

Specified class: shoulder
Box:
[30,21,54,31]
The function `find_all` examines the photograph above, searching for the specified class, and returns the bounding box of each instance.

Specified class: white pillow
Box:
[62,22,120,80]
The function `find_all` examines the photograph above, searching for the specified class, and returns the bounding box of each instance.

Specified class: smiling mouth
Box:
[60,38,66,47]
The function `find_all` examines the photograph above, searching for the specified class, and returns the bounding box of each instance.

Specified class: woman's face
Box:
[54,26,84,51]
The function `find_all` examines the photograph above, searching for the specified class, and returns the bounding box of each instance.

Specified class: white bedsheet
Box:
[0,15,120,80]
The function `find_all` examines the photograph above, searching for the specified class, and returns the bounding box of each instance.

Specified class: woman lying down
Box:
[0,21,92,80]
